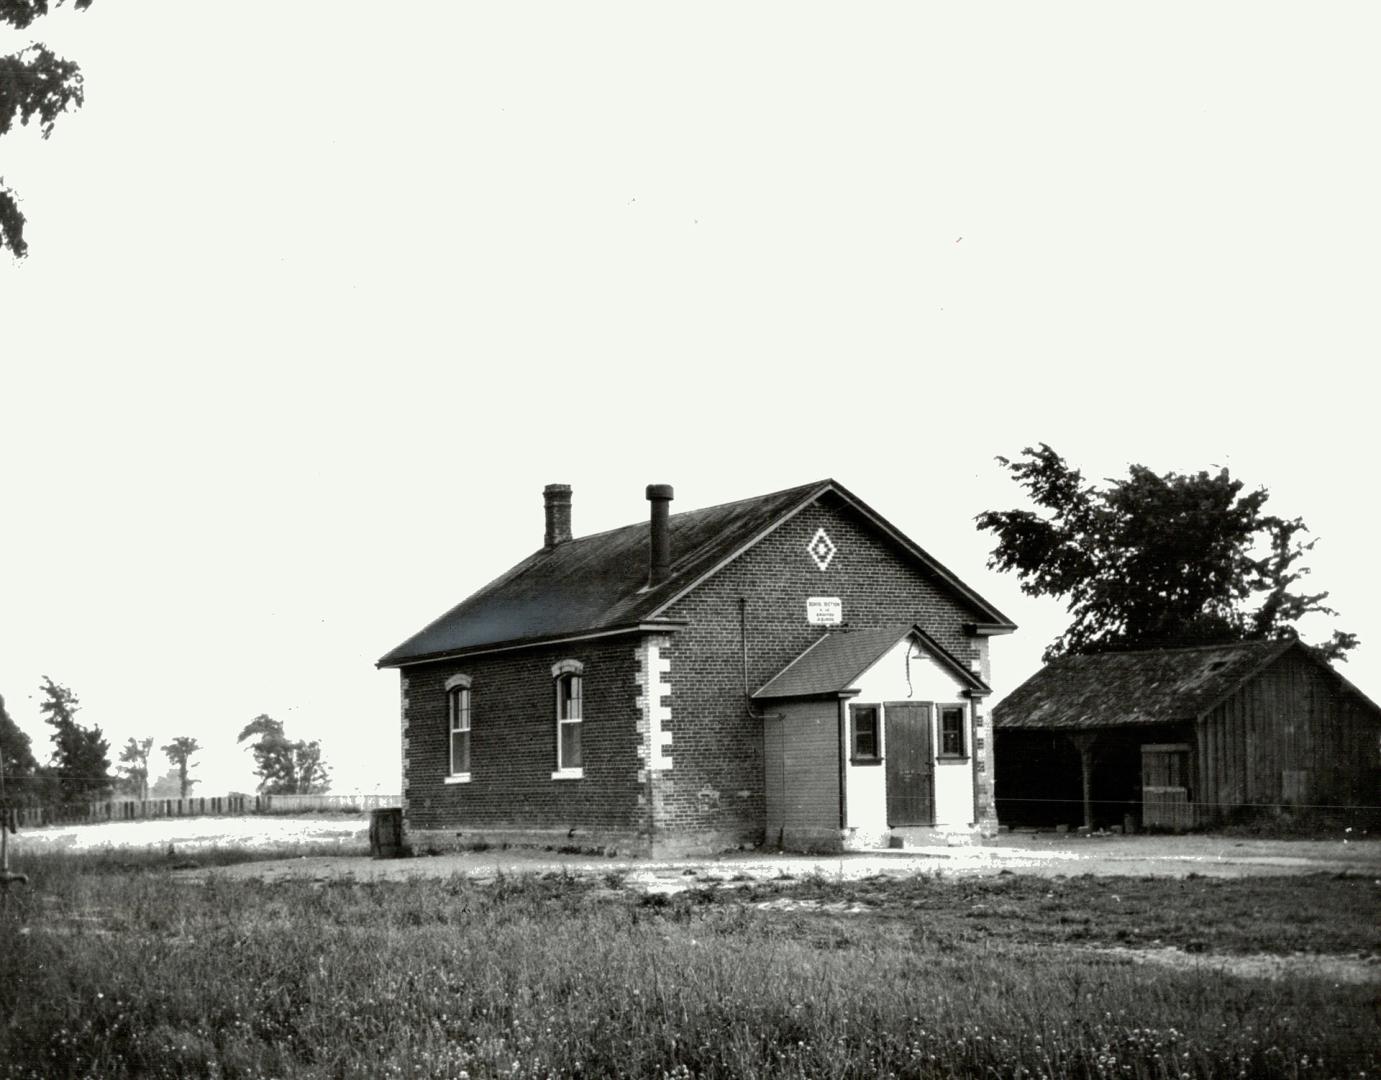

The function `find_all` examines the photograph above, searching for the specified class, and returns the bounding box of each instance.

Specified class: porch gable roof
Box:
[753,625,990,700]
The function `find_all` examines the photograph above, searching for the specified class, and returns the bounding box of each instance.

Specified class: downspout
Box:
[741,597,787,847]
[739,600,782,719]
[740,597,751,698]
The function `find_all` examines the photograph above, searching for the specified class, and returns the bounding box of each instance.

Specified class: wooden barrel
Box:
[369,807,405,858]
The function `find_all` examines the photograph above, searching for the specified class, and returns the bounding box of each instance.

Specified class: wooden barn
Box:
[993,640,1381,831]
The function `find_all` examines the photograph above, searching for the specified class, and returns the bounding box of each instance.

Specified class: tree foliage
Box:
[38,675,111,803]
[116,736,154,800]
[1,691,40,808]
[237,714,331,795]
[0,0,94,257]
[1,691,37,777]
[160,736,201,799]
[148,768,182,799]
[977,445,1357,664]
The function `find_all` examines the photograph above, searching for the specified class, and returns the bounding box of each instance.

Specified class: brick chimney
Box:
[646,484,673,585]
[544,484,572,548]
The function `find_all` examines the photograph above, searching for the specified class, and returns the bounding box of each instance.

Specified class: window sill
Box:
[937,755,970,764]
[444,773,472,784]
[551,768,584,781]
[850,756,883,766]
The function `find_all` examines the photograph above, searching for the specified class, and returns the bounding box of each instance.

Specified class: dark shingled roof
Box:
[378,479,1015,667]
[753,625,990,700]
[993,640,1300,730]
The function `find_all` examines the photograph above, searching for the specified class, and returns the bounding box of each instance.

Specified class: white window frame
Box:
[551,659,584,779]
[444,674,472,783]
[936,701,968,761]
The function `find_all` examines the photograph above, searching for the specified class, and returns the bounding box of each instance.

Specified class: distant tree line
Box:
[0,678,331,807]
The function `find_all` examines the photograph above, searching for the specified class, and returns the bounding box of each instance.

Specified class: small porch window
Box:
[850,704,880,762]
[938,704,967,759]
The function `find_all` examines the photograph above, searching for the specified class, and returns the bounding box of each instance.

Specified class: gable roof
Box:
[993,639,1381,731]
[378,479,1015,668]
[753,625,991,700]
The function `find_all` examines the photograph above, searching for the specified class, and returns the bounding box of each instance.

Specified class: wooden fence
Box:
[261,794,402,814]
[5,792,401,830]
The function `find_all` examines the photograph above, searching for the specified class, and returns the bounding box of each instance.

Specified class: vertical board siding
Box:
[763,700,840,847]
[781,701,841,829]
[1197,651,1379,822]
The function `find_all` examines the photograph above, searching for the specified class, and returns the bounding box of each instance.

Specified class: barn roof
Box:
[378,480,1015,668]
[753,625,990,700]
[992,639,1381,731]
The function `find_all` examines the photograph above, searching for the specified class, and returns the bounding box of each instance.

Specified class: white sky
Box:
[2,3,1377,796]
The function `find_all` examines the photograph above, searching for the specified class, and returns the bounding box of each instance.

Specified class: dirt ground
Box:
[13,814,1378,886]
[204,831,1379,887]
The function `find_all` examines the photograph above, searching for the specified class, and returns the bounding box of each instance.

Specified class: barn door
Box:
[885,702,934,826]
[1141,743,1192,830]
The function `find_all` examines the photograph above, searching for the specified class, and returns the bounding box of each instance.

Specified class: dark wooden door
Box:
[885,702,934,826]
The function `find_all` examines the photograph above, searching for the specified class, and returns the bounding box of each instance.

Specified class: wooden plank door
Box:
[885,702,934,826]
[1141,743,1193,830]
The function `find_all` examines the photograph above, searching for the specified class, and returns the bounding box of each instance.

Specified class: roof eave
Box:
[965,621,1017,637]
[376,619,689,669]
[909,624,992,694]
[755,688,863,702]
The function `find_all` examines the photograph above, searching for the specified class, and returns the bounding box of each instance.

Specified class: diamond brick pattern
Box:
[807,527,837,571]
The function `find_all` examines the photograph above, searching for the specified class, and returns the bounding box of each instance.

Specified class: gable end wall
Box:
[662,495,994,848]
[1196,650,1381,822]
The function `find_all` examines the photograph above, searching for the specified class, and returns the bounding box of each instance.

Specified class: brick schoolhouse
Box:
[378,481,1016,855]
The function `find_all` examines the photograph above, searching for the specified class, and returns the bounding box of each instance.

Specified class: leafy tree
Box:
[977,445,1357,663]
[237,714,331,795]
[1,0,95,257]
[148,768,182,799]
[160,736,201,799]
[1,692,38,778]
[294,739,329,795]
[38,675,110,803]
[116,736,154,800]
[1,691,40,807]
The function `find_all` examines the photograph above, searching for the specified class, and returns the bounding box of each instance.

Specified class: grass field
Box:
[0,850,1376,1079]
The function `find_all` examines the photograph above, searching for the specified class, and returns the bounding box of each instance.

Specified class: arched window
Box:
[551,660,583,776]
[445,674,472,779]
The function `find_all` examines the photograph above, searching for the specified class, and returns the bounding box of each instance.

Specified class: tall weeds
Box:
[0,865,1374,1079]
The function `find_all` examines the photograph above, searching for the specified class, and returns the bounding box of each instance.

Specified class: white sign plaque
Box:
[806,597,842,625]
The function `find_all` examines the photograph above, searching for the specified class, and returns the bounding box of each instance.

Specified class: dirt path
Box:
[160,828,1379,885]
[12,815,1377,883]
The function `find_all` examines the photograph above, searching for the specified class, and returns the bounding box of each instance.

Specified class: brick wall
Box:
[662,492,992,847]
[394,490,1003,853]
[400,635,645,847]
